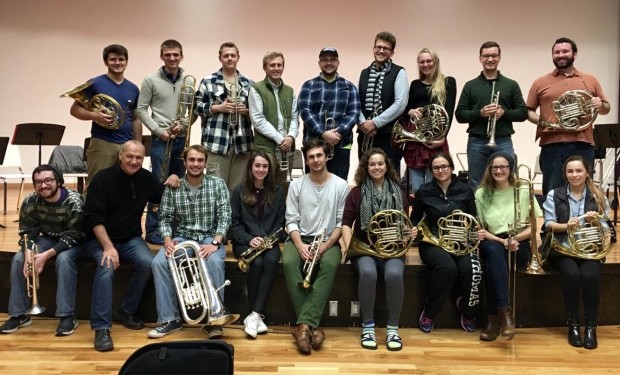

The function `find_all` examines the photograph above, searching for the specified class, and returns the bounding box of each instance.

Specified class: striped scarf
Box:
[364,60,392,115]
[359,177,404,231]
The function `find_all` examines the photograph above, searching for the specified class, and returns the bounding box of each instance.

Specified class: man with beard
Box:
[0,165,84,336]
[282,139,348,354]
[526,37,610,197]
[455,41,528,191]
[298,47,360,180]
[149,144,234,340]
[68,44,142,191]
[82,140,179,351]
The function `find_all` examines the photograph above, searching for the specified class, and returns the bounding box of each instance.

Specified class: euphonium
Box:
[418,210,481,256]
[237,228,284,272]
[348,209,414,259]
[539,90,598,132]
[169,240,239,325]
[486,81,500,148]
[60,81,125,130]
[23,234,45,315]
[300,218,326,290]
[392,104,449,144]
[543,213,613,260]
[360,104,380,155]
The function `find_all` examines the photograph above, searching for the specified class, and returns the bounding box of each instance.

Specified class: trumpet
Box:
[61,81,125,130]
[486,81,500,148]
[23,234,45,315]
[360,104,380,155]
[276,129,294,182]
[539,90,598,131]
[300,218,326,290]
[228,78,243,137]
[237,228,284,272]
[418,210,481,256]
[325,114,336,160]
[169,241,239,326]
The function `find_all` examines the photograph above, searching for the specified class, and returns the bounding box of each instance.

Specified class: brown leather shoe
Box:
[479,314,500,341]
[311,327,325,350]
[499,306,516,339]
[291,324,312,354]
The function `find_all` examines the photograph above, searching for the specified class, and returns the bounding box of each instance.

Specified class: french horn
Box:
[348,209,414,259]
[418,210,481,256]
[392,104,449,144]
[61,81,125,130]
[539,90,598,132]
[542,214,613,260]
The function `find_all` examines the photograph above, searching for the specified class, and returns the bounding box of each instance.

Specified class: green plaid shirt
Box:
[159,175,231,241]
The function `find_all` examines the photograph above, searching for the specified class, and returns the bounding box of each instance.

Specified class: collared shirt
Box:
[298,74,361,144]
[194,69,254,155]
[161,66,180,84]
[159,175,231,241]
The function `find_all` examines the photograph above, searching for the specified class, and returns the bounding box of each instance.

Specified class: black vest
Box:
[553,186,598,224]
[358,63,404,135]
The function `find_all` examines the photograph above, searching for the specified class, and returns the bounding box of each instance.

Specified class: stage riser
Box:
[1,252,618,328]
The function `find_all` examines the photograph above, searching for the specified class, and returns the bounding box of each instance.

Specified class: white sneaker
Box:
[256,315,268,334]
[244,313,259,338]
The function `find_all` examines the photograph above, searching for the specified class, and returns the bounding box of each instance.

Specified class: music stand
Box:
[12,123,65,165]
[593,123,620,223]
[0,137,10,228]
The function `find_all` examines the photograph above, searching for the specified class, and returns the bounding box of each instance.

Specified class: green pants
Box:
[282,239,341,328]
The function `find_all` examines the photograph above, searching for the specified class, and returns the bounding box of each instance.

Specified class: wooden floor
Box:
[2,184,620,374]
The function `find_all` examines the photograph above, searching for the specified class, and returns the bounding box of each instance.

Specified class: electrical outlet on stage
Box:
[329,301,338,316]
[350,301,360,317]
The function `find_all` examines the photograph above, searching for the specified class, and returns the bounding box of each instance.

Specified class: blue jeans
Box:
[540,142,594,198]
[83,237,153,330]
[151,237,226,323]
[466,136,514,191]
[7,236,83,317]
[408,167,432,193]
[146,136,186,236]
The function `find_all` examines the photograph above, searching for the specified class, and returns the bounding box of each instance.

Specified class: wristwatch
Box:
[211,240,221,247]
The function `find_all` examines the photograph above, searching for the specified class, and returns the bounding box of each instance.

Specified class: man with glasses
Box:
[455,41,528,191]
[357,32,408,172]
[0,165,84,337]
[298,47,360,180]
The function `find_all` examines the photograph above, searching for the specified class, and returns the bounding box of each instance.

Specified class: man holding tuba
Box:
[283,139,349,354]
[248,51,299,190]
[298,47,360,180]
[150,145,233,340]
[0,165,84,337]
[527,37,611,197]
[67,44,142,192]
[455,41,528,191]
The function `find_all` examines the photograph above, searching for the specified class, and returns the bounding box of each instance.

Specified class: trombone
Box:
[325,112,336,160]
[486,81,500,148]
[360,104,380,155]
[23,234,45,315]
[300,218,326,290]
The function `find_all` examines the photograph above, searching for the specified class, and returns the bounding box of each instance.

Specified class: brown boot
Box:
[499,306,516,339]
[310,327,325,350]
[291,324,312,354]
[479,314,500,341]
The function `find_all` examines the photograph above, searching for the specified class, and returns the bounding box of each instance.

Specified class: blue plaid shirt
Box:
[194,69,254,155]
[298,74,361,145]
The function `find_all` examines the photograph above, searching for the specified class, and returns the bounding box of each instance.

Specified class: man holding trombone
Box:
[282,139,349,354]
[456,41,528,191]
[0,165,84,337]
[137,39,195,245]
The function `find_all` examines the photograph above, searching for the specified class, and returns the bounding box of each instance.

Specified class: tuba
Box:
[23,234,45,315]
[169,241,239,325]
[392,104,449,144]
[61,81,125,130]
[299,218,326,290]
[539,90,598,132]
[543,214,613,260]
[418,210,481,256]
[237,228,284,272]
[348,209,414,259]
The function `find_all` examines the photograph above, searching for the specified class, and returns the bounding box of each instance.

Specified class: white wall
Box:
[0,0,618,182]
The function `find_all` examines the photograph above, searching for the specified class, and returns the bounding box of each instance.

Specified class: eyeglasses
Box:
[490,165,510,171]
[374,45,392,52]
[481,54,500,60]
[432,164,450,172]
[34,177,55,187]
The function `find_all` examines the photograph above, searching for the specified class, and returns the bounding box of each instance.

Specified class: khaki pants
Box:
[205,150,249,191]
[85,138,122,192]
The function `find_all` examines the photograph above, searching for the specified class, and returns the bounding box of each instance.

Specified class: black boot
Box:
[567,318,582,347]
[583,322,598,350]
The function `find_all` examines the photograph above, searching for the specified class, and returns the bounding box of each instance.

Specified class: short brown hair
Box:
[375,31,396,50]
[160,39,183,56]
[219,42,239,57]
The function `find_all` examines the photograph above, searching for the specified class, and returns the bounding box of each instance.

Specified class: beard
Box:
[553,55,575,70]
[38,185,59,200]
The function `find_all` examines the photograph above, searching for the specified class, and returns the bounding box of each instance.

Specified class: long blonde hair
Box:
[418,47,447,106]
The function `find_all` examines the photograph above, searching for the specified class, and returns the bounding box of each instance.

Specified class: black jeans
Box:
[552,255,601,323]
[233,244,281,314]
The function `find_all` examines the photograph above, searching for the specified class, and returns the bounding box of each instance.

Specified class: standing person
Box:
[455,41,528,191]
[357,32,408,172]
[248,51,299,189]
[194,42,254,191]
[68,44,142,190]
[0,165,84,336]
[283,139,349,354]
[82,141,179,352]
[527,37,611,197]
[230,151,286,338]
[137,39,194,245]
[402,47,456,194]
[149,144,233,339]
[341,148,415,351]
[475,152,542,341]
[543,155,610,350]
[410,152,485,334]
[298,47,360,180]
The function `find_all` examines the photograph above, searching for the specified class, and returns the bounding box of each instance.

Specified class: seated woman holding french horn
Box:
[411,152,485,334]
[475,152,542,341]
[542,155,613,350]
[341,148,416,351]
[230,151,286,339]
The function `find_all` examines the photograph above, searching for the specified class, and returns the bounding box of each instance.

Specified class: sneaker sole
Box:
[244,328,257,339]
[1,318,33,334]
[148,326,182,339]
[56,321,79,337]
